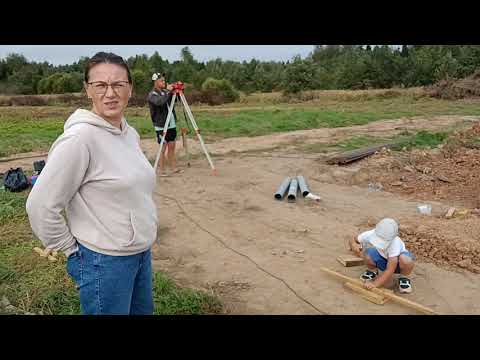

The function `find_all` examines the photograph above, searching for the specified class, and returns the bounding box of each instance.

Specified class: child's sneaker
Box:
[398,277,412,294]
[360,269,378,281]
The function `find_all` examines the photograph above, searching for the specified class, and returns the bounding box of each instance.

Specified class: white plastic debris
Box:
[417,204,432,215]
[305,193,322,202]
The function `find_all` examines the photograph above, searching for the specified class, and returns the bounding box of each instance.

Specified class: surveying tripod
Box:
[153,82,217,176]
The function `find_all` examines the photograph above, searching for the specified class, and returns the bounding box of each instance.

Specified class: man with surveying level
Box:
[147,73,182,176]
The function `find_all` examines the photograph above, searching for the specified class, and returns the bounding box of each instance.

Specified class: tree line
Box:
[1,45,479,96]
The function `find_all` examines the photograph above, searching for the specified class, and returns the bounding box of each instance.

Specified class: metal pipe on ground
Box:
[287,178,298,202]
[296,175,310,197]
[274,177,291,200]
[326,143,396,165]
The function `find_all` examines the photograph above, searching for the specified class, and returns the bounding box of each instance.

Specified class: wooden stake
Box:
[33,247,46,257]
[344,282,390,305]
[337,255,365,267]
[320,267,439,315]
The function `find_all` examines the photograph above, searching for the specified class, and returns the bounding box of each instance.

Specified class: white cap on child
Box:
[369,218,399,250]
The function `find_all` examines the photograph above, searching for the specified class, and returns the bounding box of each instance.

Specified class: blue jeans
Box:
[364,247,415,273]
[66,243,154,315]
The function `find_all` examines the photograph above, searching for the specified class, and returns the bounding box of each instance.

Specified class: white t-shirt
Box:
[357,229,406,259]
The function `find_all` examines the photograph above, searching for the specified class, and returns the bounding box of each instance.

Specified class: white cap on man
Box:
[152,73,164,81]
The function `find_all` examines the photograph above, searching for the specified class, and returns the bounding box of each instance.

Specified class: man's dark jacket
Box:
[147,89,176,128]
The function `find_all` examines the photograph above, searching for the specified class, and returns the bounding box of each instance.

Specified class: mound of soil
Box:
[427,69,480,99]
[350,123,480,208]
[400,219,480,274]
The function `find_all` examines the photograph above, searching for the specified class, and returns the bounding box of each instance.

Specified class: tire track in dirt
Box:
[155,192,329,315]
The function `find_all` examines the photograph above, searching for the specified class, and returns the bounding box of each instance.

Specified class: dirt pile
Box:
[350,124,480,208]
[427,69,480,99]
[400,220,480,274]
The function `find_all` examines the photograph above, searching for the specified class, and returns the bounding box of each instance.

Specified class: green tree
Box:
[180,47,195,66]
[3,53,28,76]
[0,59,7,80]
[434,51,460,80]
[149,51,167,74]
[201,78,239,103]
[38,73,63,94]
[131,69,151,97]
[128,54,151,74]
[51,73,78,93]
[8,65,43,94]
[36,72,81,94]
[282,56,316,93]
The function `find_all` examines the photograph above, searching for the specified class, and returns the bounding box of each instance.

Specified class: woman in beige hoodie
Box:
[26,52,158,315]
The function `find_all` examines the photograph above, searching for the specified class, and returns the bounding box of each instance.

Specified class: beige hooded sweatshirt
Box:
[26,109,158,257]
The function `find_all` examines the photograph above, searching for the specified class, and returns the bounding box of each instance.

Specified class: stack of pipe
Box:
[274,175,320,202]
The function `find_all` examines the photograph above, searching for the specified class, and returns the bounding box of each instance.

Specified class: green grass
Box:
[394,131,449,150]
[120,99,480,141]
[0,189,28,224]
[0,190,222,315]
[0,119,65,157]
[152,273,221,315]
[302,131,450,154]
[336,136,386,151]
[336,131,449,151]
[1,95,480,158]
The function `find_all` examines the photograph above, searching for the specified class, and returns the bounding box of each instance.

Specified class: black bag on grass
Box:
[4,168,29,192]
[33,160,46,174]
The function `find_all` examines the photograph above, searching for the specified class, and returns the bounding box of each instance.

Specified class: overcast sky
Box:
[0,45,314,65]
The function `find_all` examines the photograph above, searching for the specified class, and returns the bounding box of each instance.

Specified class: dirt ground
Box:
[2,115,480,315]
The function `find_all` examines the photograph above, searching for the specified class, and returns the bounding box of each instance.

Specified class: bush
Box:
[201,78,239,105]
[128,94,147,107]
[38,73,82,94]
[184,88,204,104]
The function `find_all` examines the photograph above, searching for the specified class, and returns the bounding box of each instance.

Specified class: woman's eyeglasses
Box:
[88,81,130,95]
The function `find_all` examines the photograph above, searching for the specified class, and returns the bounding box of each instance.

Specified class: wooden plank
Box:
[320,267,439,315]
[445,207,456,219]
[344,282,389,305]
[337,255,365,267]
[33,247,47,257]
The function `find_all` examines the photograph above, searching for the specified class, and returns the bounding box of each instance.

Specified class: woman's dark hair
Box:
[84,52,132,84]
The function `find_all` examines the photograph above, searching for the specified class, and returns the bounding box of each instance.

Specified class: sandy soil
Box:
[2,114,479,315]
[150,152,480,315]
[145,115,480,315]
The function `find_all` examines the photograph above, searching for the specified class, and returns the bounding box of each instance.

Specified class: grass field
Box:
[0,190,222,315]
[1,90,480,158]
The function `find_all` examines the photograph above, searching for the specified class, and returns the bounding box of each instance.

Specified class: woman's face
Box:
[85,63,132,124]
